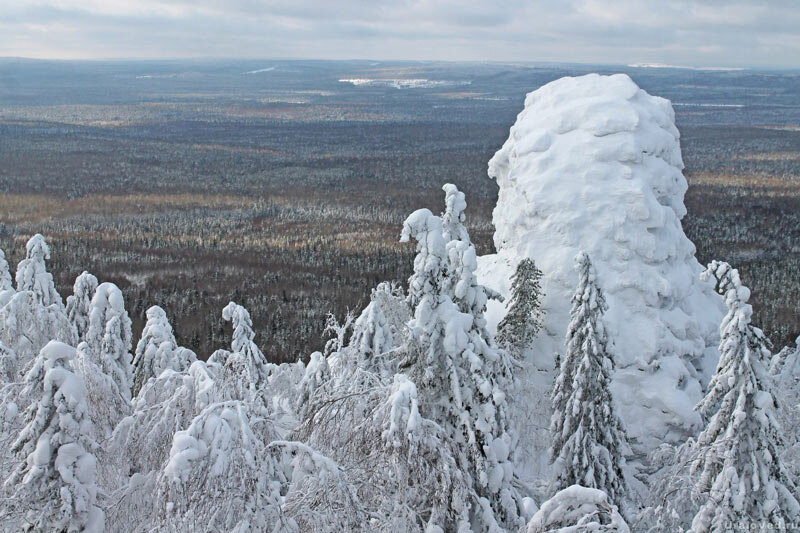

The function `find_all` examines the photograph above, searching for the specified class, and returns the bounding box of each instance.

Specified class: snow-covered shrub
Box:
[0,340,17,384]
[108,361,217,480]
[772,336,800,486]
[690,261,800,530]
[635,440,700,533]
[132,305,196,397]
[65,271,98,343]
[3,341,104,532]
[526,485,629,533]
[0,289,74,372]
[157,400,290,532]
[295,370,470,532]
[550,252,627,505]
[270,440,364,532]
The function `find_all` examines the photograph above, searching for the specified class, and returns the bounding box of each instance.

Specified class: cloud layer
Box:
[1,0,798,68]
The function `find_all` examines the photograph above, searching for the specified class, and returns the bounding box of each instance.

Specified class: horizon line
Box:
[2,55,798,72]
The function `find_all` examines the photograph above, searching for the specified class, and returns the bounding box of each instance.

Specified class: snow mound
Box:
[478,73,725,452]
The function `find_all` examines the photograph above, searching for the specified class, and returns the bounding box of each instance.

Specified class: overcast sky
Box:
[1,0,798,68]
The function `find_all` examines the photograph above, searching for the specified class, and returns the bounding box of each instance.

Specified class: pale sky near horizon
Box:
[1,0,798,68]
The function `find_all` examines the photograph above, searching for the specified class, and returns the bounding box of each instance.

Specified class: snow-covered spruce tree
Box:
[771,335,800,378]
[348,282,403,374]
[157,401,292,532]
[441,183,470,243]
[496,258,544,355]
[0,247,13,307]
[131,305,196,397]
[65,270,98,343]
[15,234,64,309]
[0,237,73,364]
[0,340,17,384]
[689,261,800,531]
[220,301,271,391]
[323,310,355,357]
[85,282,134,397]
[0,287,74,369]
[526,485,629,533]
[549,252,627,506]
[74,282,134,438]
[296,351,330,419]
[3,341,103,532]
[401,206,521,530]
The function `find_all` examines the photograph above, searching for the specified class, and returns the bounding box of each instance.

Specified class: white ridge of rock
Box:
[477,73,725,457]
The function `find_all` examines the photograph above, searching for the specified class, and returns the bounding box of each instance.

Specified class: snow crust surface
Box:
[478,73,725,454]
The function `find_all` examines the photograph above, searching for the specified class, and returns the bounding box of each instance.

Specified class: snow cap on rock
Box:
[479,73,725,451]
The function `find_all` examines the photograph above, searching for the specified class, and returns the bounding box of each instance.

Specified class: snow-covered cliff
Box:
[478,73,725,455]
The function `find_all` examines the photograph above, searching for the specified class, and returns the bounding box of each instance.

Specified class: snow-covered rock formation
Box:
[478,73,725,456]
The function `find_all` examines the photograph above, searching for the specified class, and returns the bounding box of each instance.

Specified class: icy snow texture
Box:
[479,73,725,451]
[526,485,629,533]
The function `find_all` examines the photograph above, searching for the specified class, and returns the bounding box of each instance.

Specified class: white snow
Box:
[478,73,725,456]
[243,67,276,74]
[526,485,629,532]
[339,78,471,89]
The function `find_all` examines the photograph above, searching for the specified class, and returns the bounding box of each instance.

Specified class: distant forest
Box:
[1,59,799,361]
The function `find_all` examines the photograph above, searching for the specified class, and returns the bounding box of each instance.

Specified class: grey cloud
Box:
[0,0,797,68]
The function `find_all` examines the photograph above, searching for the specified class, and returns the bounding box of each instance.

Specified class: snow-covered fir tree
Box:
[85,282,134,398]
[401,199,521,530]
[0,237,73,363]
[14,234,64,309]
[690,261,800,531]
[441,182,470,243]
[296,350,330,419]
[0,247,13,307]
[496,258,544,354]
[348,282,400,373]
[3,341,104,532]
[131,305,196,397]
[220,301,271,391]
[549,252,627,505]
[65,271,98,343]
[74,282,134,437]
[0,340,16,384]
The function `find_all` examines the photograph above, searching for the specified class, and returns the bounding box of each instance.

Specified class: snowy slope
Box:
[478,73,725,457]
